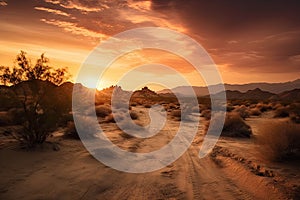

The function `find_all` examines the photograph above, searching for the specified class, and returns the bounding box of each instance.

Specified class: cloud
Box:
[127,0,152,12]
[40,18,108,40]
[0,1,7,6]
[118,0,186,32]
[149,0,300,74]
[44,0,106,13]
[34,6,71,17]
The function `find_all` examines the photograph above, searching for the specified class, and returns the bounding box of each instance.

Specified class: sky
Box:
[0,0,299,90]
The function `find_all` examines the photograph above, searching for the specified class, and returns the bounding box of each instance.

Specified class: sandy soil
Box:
[0,107,298,200]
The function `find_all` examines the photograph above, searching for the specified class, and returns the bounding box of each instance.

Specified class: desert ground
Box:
[0,103,299,200]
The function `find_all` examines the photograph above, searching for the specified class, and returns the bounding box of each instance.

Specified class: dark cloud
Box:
[150,0,300,74]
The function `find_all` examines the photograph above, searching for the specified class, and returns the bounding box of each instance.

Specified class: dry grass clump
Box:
[129,111,139,120]
[249,108,262,116]
[233,105,250,119]
[104,110,139,123]
[200,109,211,120]
[205,112,252,138]
[221,112,252,138]
[170,104,194,121]
[272,103,282,110]
[226,104,235,112]
[256,121,300,161]
[256,103,272,112]
[272,103,300,122]
[104,114,115,123]
[144,104,152,108]
[273,106,289,118]
[130,102,137,107]
[167,103,179,110]
[95,105,112,118]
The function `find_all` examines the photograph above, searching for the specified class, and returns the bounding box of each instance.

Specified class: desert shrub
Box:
[272,103,282,110]
[250,108,262,116]
[64,121,80,139]
[171,109,181,118]
[130,111,139,120]
[0,51,70,148]
[207,112,252,138]
[0,111,12,126]
[104,114,115,123]
[226,105,235,112]
[144,104,152,108]
[171,104,194,121]
[222,113,252,138]
[249,104,256,109]
[231,99,245,106]
[130,102,137,107]
[168,103,177,110]
[256,103,271,112]
[256,121,300,161]
[289,103,300,123]
[233,105,250,119]
[95,105,112,117]
[274,106,289,118]
[200,109,211,120]
[290,113,300,124]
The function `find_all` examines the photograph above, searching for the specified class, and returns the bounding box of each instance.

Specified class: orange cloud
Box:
[40,19,108,40]
[34,6,72,17]
[44,0,105,13]
[0,1,7,6]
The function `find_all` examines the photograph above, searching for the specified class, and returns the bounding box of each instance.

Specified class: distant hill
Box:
[158,79,300,96]
[209,88,275,100]
[270,89,300,101]
[159,87,209,97]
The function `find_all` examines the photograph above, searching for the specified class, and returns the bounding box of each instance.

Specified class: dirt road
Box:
[0,108,288,199]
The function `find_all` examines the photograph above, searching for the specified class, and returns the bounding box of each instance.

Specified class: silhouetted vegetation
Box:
[0,51,71,148]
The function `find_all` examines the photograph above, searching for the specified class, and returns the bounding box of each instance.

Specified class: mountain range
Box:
[158,79,300,96]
